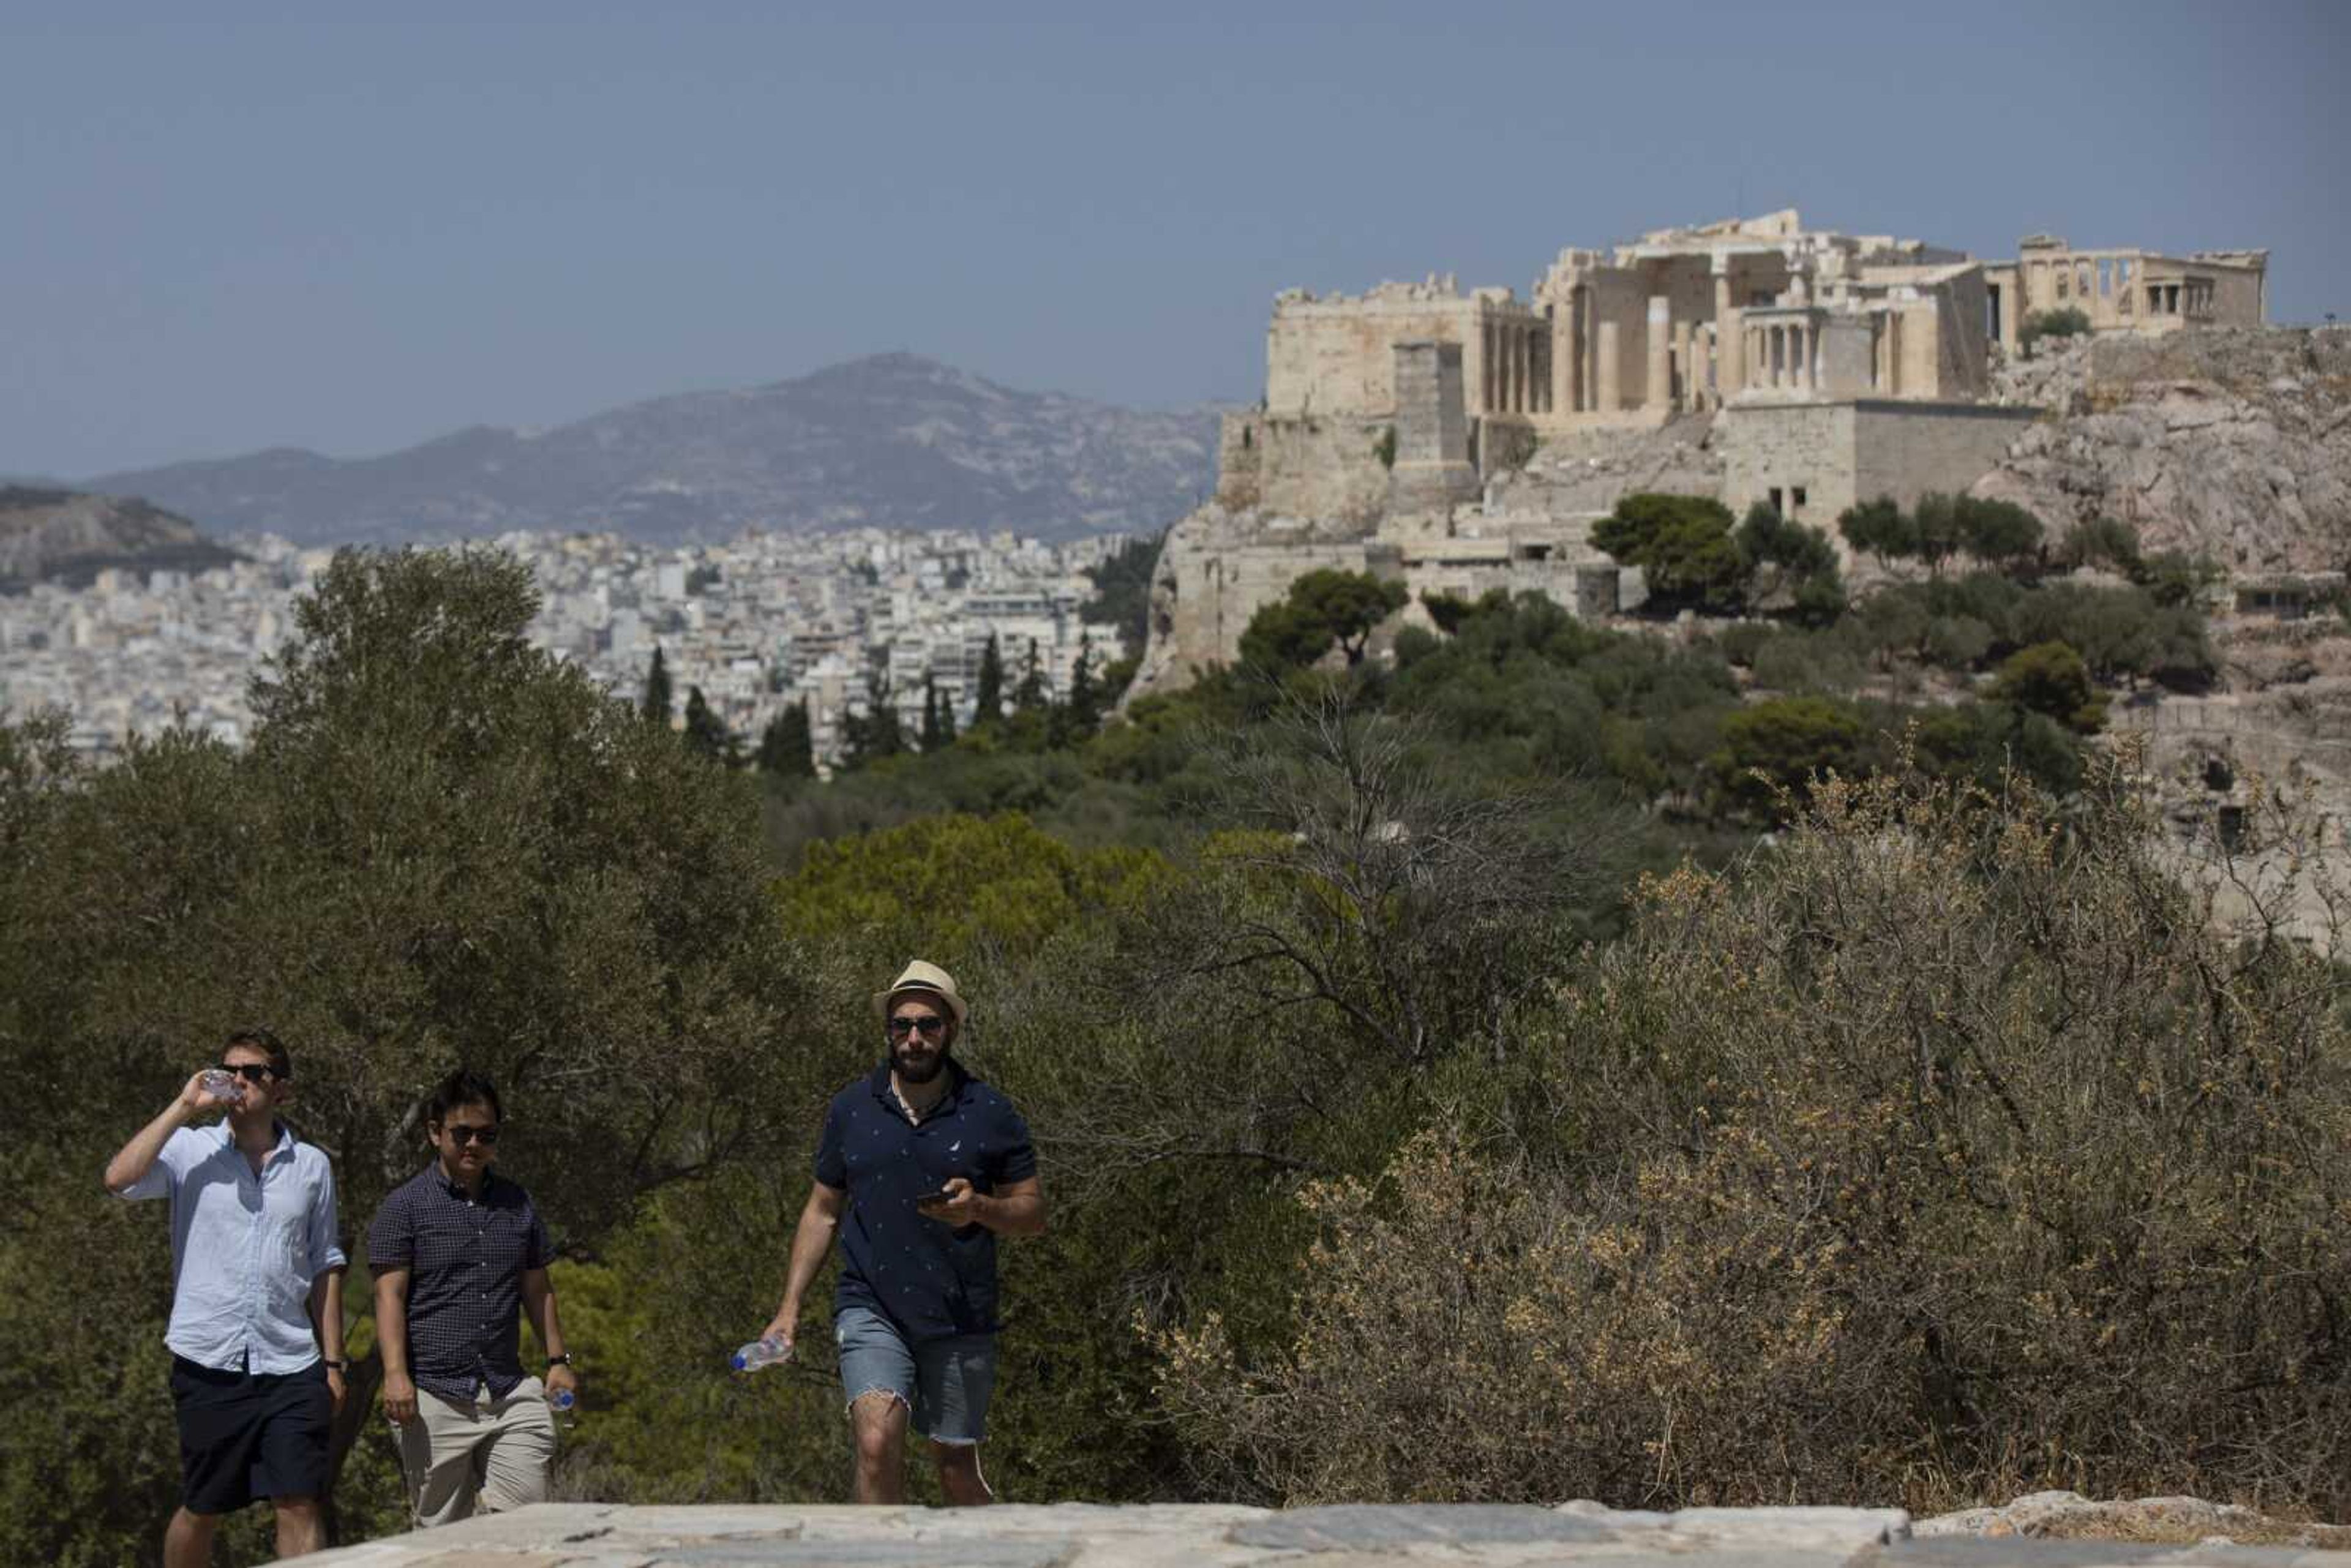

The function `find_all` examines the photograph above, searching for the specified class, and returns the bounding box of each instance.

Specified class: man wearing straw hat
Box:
[761,960,1046,1505]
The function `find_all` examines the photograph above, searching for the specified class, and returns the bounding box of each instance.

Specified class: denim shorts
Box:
[834,1304,997,1445]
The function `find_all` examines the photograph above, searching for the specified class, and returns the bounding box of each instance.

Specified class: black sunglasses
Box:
[887,1015,948,1038]
[441,1125,501,1146]
[214,1062,276,1084]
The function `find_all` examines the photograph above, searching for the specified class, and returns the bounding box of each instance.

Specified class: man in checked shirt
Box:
[368,1070,579,1526]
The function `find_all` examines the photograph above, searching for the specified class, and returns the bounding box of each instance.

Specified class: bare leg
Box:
[849,1392,909,1504]
[272,1495,324,1558]
[163,1507,217,1568]
[931,1441,993,1507]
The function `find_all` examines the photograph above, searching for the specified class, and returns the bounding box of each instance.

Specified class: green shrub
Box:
[1990,640,2107,732]
[1922,613,1994,669]
[2019,306,2093,355]
[1750,632,1864,695]
[2058,517,2143,576]
[1239,569,1409,671]
[1593,493,1747,612]
[1837,496,1915,569]
[1156,760,2351,1514]
[1708,696,1867,819]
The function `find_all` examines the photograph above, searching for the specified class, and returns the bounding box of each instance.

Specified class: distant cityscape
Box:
[0,528,1135,766]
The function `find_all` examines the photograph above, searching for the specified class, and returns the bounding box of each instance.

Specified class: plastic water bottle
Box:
[731,1334,792,1373]
[550,1387,576,1411]
[199,1068,246,1104]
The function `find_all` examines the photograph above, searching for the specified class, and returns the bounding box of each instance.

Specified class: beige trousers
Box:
[398,1375,558,1527]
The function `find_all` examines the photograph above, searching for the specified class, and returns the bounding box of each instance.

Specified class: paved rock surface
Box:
[301,1502,2351,1567]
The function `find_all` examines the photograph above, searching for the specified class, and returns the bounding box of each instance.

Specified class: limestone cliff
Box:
[1973,328,2351,572]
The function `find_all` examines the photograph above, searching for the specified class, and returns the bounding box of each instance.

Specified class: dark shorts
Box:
[170,1356,332,1514]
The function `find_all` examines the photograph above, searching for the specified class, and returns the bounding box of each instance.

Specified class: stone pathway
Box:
[301,1501,2351,1567]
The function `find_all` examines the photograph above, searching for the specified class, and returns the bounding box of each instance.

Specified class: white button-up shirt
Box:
[118,1122,347,1374]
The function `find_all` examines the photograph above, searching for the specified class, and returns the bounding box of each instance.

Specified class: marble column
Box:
[1671,320,1693,411]
[1596,319,1621,412]
[1714,266,1744,397]
[1645,296,1671,415]
[1583,290,1600,412]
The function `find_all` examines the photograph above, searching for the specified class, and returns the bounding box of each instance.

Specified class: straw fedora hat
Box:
[872,959,968,1029]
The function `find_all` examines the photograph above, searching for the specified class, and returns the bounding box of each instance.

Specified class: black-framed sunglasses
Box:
[887,1015,948,1038]
[214,1062,276,1084]
[442,1125,501,1146]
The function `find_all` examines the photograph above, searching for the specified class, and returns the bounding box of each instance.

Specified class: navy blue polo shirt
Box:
[814,1060,1037,1342]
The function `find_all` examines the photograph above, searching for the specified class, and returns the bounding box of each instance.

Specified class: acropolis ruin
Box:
[1265,209,2267,432]
[1130,209,2279,698]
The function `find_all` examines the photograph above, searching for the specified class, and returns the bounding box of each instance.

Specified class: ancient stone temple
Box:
[1124,208,2286,701]
[1262,209,2268,439]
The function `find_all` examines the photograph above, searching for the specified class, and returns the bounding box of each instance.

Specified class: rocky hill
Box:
[1974,327,2351,572]
[0,486,239,590]
[88,354,1222,547]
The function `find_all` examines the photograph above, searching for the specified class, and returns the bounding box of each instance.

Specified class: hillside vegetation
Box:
[1,530,2344,1563]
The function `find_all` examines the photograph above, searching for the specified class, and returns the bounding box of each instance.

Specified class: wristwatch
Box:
[547,1352,576,1368]
[323,1358,350,1371]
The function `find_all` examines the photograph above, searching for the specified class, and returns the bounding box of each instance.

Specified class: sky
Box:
[3,1,2345,479]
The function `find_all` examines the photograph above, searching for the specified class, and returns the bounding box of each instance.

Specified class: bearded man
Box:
[762,961,1046,1504]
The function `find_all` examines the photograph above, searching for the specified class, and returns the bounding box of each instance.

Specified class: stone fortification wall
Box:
[1484,413,1725,519]
[1215,411,1392,527]
[1265,285,1472,419]
[1852,402,2042,514]
[1125,503,1382,700]
[1974,326,2351,572]
[1720,403,1854,528]
[1719,402,2041,542]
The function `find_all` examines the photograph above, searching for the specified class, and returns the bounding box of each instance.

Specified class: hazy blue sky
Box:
[4,1,2344,478]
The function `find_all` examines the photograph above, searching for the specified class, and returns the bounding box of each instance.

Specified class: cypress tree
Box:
[972,634,1005,727]
[920,673,947,752]
[841,670,903,771]
[682,685,734,763]
[1013,637,1048,713]
[757,698,816,778]
[641,645,673,724]
[1065,631,1100,741]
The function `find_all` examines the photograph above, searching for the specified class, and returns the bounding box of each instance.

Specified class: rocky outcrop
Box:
[0,486,238,589]
[1973,328,2351,572]
[1126,417,1724,705]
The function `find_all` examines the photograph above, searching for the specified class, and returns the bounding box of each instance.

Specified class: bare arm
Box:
[977,1174,1047,1237]
[520,1267,576,1400]
[310,1265,348,1412]
[964,1175,1048,1241]
[762,1181,846,1347]
[375,1265,417,1424]
[930,1174,1047,1237]
[103,1073,225,1194]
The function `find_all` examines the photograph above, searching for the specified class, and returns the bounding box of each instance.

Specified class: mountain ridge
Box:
[86,354,1223,547]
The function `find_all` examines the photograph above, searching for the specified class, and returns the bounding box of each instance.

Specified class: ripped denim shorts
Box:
[834,1304,997,1445]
